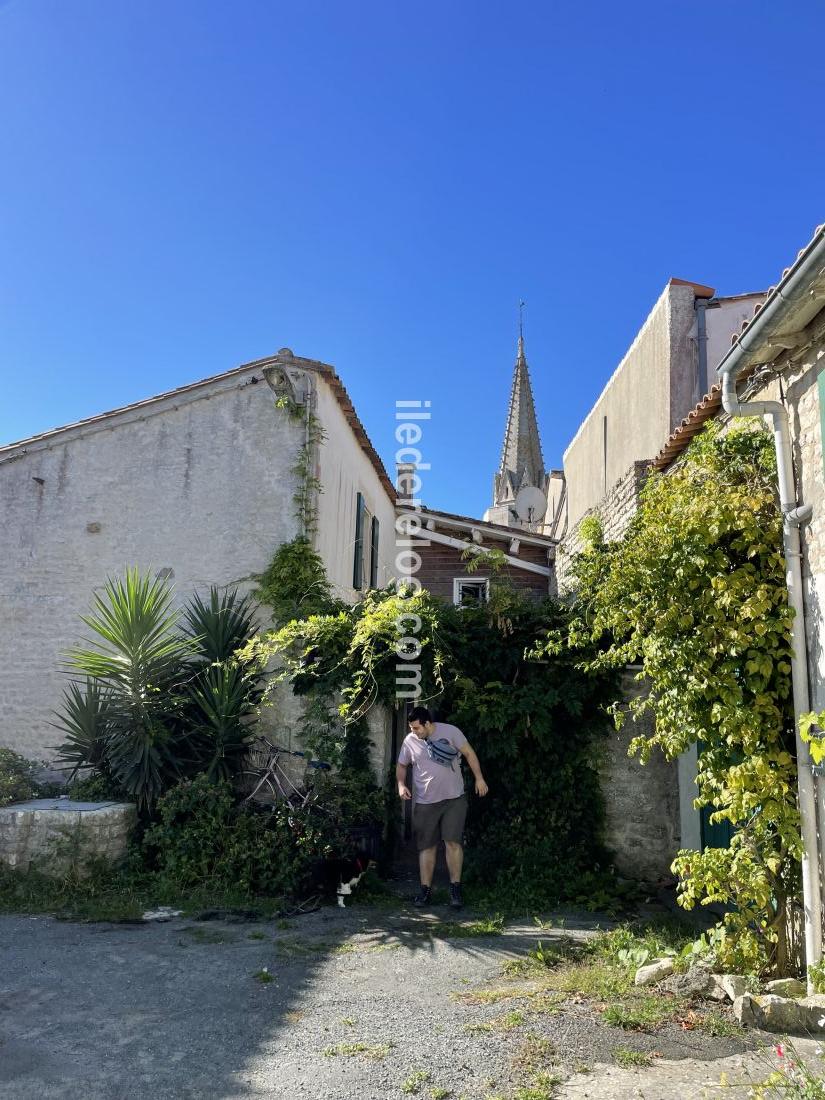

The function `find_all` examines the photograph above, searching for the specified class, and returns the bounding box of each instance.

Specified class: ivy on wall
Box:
[554,423,799,974]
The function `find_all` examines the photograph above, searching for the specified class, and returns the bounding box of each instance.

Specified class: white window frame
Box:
[452,577,490,606]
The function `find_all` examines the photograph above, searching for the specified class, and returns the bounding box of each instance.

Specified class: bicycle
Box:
[238,736,331,807]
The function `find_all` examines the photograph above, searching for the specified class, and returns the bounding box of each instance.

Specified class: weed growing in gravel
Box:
[513,1071,563,1100]
[613,1047,653,1067]
[692,1009,745,1038]
[601,996,678,1031]
[430,1088,451,1099]
[323,1041,393,1060]
[401,1069,431,1094]
[254,968,274,984]
[341,1017,356,1027]
[466,1010,526,1034]
[455,986,536,1006]
[247,931,267,941]
[284,1010,304,1023]
[512,1033,557,1075]
[424,916,504,939]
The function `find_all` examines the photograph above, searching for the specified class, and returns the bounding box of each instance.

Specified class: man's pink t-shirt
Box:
[398,722,467,804]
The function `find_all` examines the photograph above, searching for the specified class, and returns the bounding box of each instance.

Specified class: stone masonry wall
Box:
[600,672,681,882]
[0,800,136,876]
[555,460,651,594]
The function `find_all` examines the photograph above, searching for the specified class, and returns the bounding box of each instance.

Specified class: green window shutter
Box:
[370,516,380,588]
[353,492,365,590]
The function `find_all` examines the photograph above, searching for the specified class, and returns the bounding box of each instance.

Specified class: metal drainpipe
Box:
[720,369,822,987]
[716,229,825,988]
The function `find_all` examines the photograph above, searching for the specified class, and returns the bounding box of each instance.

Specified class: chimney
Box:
[396,462,418,504]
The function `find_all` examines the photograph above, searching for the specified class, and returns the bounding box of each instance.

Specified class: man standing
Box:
[396,706,488,909]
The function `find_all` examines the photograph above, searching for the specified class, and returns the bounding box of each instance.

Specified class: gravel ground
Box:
[0,900,817,1100]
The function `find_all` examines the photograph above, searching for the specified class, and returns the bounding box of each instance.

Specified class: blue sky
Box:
[1,1,823,517]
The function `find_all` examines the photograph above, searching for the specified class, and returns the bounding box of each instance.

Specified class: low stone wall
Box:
[0,799,136,876]
[599,672,681,883]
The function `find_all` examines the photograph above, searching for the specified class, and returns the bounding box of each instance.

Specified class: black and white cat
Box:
[334,855,370,908]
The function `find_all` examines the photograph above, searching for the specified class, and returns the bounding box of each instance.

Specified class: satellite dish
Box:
[514,485,547,524]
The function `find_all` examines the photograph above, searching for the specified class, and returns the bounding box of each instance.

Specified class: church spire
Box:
[494,320,545,504]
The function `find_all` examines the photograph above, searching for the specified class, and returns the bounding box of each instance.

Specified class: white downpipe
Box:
[720,371,823,987]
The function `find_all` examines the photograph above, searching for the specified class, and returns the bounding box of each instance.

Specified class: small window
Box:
[453,578,489,606]
[370,515,380,588]
[353,492,366,589]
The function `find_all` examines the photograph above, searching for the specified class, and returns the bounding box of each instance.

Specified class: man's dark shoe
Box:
[449,883,464,910]
[413,885,432,908]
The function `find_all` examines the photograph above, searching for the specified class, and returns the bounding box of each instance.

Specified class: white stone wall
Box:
[0,368,304,762]
[312,373,397,601]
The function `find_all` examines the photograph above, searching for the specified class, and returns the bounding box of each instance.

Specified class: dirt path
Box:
[0,904,821,1099]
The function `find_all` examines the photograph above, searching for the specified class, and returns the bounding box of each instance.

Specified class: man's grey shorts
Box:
[413,794,467,851]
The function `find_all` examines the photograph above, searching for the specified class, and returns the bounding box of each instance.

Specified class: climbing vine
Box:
[273,392,325,536]
[554,423,799,974]
[249,581,618,907]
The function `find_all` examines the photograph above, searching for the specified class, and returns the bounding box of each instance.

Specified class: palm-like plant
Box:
[55,574,263,811]
[182,588,257,666]
[57,569,196,809]
[180,587,262,780]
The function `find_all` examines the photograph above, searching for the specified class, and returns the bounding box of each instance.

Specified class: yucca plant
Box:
[182,587,257,666]
[179,587,262,780]
[56,568,197,809]
[52,678,113,773]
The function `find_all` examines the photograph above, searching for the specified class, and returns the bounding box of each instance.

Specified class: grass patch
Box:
[466,1010,526,1035]
[613,1047,653,1068]
[430,1089,451,1099]
[253,968,274,984]
[401,1069,431,1094]
[425,916,504,939]
[512,1033,557,1074]
[0,862,287,923]
[689,1009,745,1038]
[180,926,234,945]
[247,930,268,941]
[455,985,538,1006]
[542,958,634,1000]
[513,1071,563,1100]
[601,995,679,1032]
[323,1040,393,1061]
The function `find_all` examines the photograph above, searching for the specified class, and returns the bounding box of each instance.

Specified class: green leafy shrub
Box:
[257,581,616,909]
[142,775,330,896]
[559,424,799,975]
[254,537,341,625]
[0,748,43,807]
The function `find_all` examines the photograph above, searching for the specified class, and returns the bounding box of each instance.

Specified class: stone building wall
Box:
[554,461,651,594]
[600,672,681,882]
[0,366,304,763]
